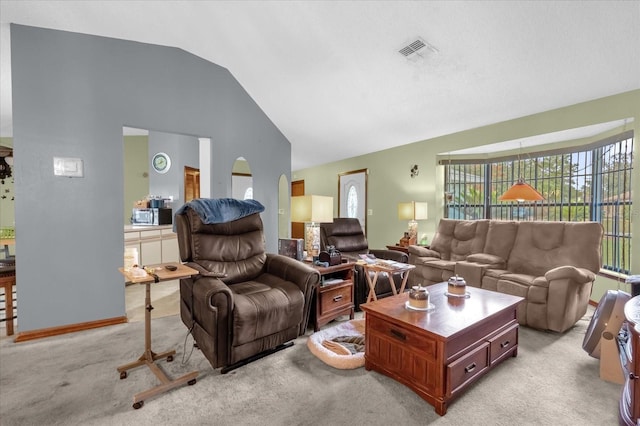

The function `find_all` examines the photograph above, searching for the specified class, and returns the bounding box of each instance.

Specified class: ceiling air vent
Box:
[398,37,438,60]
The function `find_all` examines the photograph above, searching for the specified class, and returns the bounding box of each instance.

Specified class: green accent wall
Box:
[293,90,640,302]
[123,135,149,224]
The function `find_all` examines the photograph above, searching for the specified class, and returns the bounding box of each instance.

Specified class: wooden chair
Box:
[0,261,16,336]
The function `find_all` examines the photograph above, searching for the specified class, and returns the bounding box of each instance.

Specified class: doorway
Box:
[184,166,200,202]
[338,169,368,235]
[291,180,305,239]
[123,127,202,322]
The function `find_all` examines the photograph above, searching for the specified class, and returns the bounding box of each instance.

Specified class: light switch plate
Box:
[53,157,84,177]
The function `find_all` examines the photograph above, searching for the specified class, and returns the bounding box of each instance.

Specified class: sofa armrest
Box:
[545,266,595,284]
[544,266,596,332]
[265,254,320,293]
[265,253,321,334]
[407,245,440,258]
[466,253,507,269]
[369,249,408,263]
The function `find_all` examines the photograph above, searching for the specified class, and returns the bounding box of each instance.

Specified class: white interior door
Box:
[339,169,367,235]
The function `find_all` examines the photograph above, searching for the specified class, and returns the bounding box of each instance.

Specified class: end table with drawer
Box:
[308,261,355,332]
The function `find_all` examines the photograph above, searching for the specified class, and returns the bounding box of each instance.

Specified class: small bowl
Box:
[165,265,178,271]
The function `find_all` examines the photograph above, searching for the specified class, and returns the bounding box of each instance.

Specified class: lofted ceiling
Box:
[0,1,639,170]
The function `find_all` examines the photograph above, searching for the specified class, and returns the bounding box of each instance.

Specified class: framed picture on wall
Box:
[338,168,368,235]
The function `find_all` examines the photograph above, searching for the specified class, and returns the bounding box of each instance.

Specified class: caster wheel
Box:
[133,401,144,409]
[188,378,197,386]
[166,355,174,362]
[120,371,127,380]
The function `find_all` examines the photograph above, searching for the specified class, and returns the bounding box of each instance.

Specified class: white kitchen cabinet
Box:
[139,230,162,266]
[124,226,179,267]
[161,229,179,263]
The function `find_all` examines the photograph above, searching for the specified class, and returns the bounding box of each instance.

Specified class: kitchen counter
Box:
[124,224,174,232]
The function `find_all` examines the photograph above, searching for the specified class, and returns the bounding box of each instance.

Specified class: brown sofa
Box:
[408,219,603,332]
[320,218,408,310]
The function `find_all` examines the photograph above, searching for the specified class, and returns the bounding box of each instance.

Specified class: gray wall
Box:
[11,24,291,332]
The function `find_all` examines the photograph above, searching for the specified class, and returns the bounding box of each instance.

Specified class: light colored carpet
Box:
[0,306,622,426]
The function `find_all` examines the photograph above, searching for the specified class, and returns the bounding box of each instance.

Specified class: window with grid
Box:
[444,131,634,274]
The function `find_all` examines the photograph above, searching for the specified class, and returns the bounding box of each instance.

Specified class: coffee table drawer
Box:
[447,342,489,395]
[489,324,518,363]
[367,315,437,358]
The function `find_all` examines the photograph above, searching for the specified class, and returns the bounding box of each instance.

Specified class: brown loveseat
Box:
[408,219,603,332]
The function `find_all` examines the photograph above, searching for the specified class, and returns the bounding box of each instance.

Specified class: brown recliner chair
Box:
[176,206,320,373]
[320,218,408,310]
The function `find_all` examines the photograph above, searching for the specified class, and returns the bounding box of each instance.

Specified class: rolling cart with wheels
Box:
[118,264,199,409]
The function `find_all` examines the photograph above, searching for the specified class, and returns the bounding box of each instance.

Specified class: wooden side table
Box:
[386,245,409,254]
[308,261,355,332]
[0,263,16,336]
[118,263,199,409]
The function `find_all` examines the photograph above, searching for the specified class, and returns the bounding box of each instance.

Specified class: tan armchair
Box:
[176,204,320,373]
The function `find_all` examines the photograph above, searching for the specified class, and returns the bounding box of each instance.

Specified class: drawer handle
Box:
[333,295,343,302]
[464,363,477,373]
[500,340,510,349]
[390,329,406,341]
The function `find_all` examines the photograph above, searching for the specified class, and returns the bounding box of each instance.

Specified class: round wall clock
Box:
[152,152,171,174]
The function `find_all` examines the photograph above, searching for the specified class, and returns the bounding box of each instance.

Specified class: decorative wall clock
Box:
[152,152,171,174]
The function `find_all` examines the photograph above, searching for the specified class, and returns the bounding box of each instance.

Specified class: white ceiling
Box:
[1,1,639,170]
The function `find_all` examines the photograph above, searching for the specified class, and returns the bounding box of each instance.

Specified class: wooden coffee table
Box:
[361,282,523,415]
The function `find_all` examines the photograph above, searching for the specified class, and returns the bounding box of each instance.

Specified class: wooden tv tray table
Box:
[118,263,199,409]
[360,261,415,303]
[361,282,523,416]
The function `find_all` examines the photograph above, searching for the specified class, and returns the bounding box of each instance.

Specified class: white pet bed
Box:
[306,319,365,369]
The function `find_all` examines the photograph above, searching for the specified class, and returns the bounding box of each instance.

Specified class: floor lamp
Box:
[291,195,334,259]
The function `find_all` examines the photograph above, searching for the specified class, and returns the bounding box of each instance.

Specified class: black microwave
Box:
[131,208,172,226]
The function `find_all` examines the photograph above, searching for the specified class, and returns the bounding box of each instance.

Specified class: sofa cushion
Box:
[185,209,267,284]
[232,278,304,346]
[412,256,441,267]
[507,221,603,277]
[429,219,489,261]
[466,253,506,269]
[499,273,537,286]
[424,259,456,272]
[483,220,519,261]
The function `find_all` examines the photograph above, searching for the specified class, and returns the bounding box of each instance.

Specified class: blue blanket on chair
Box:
[175,198,265,227]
